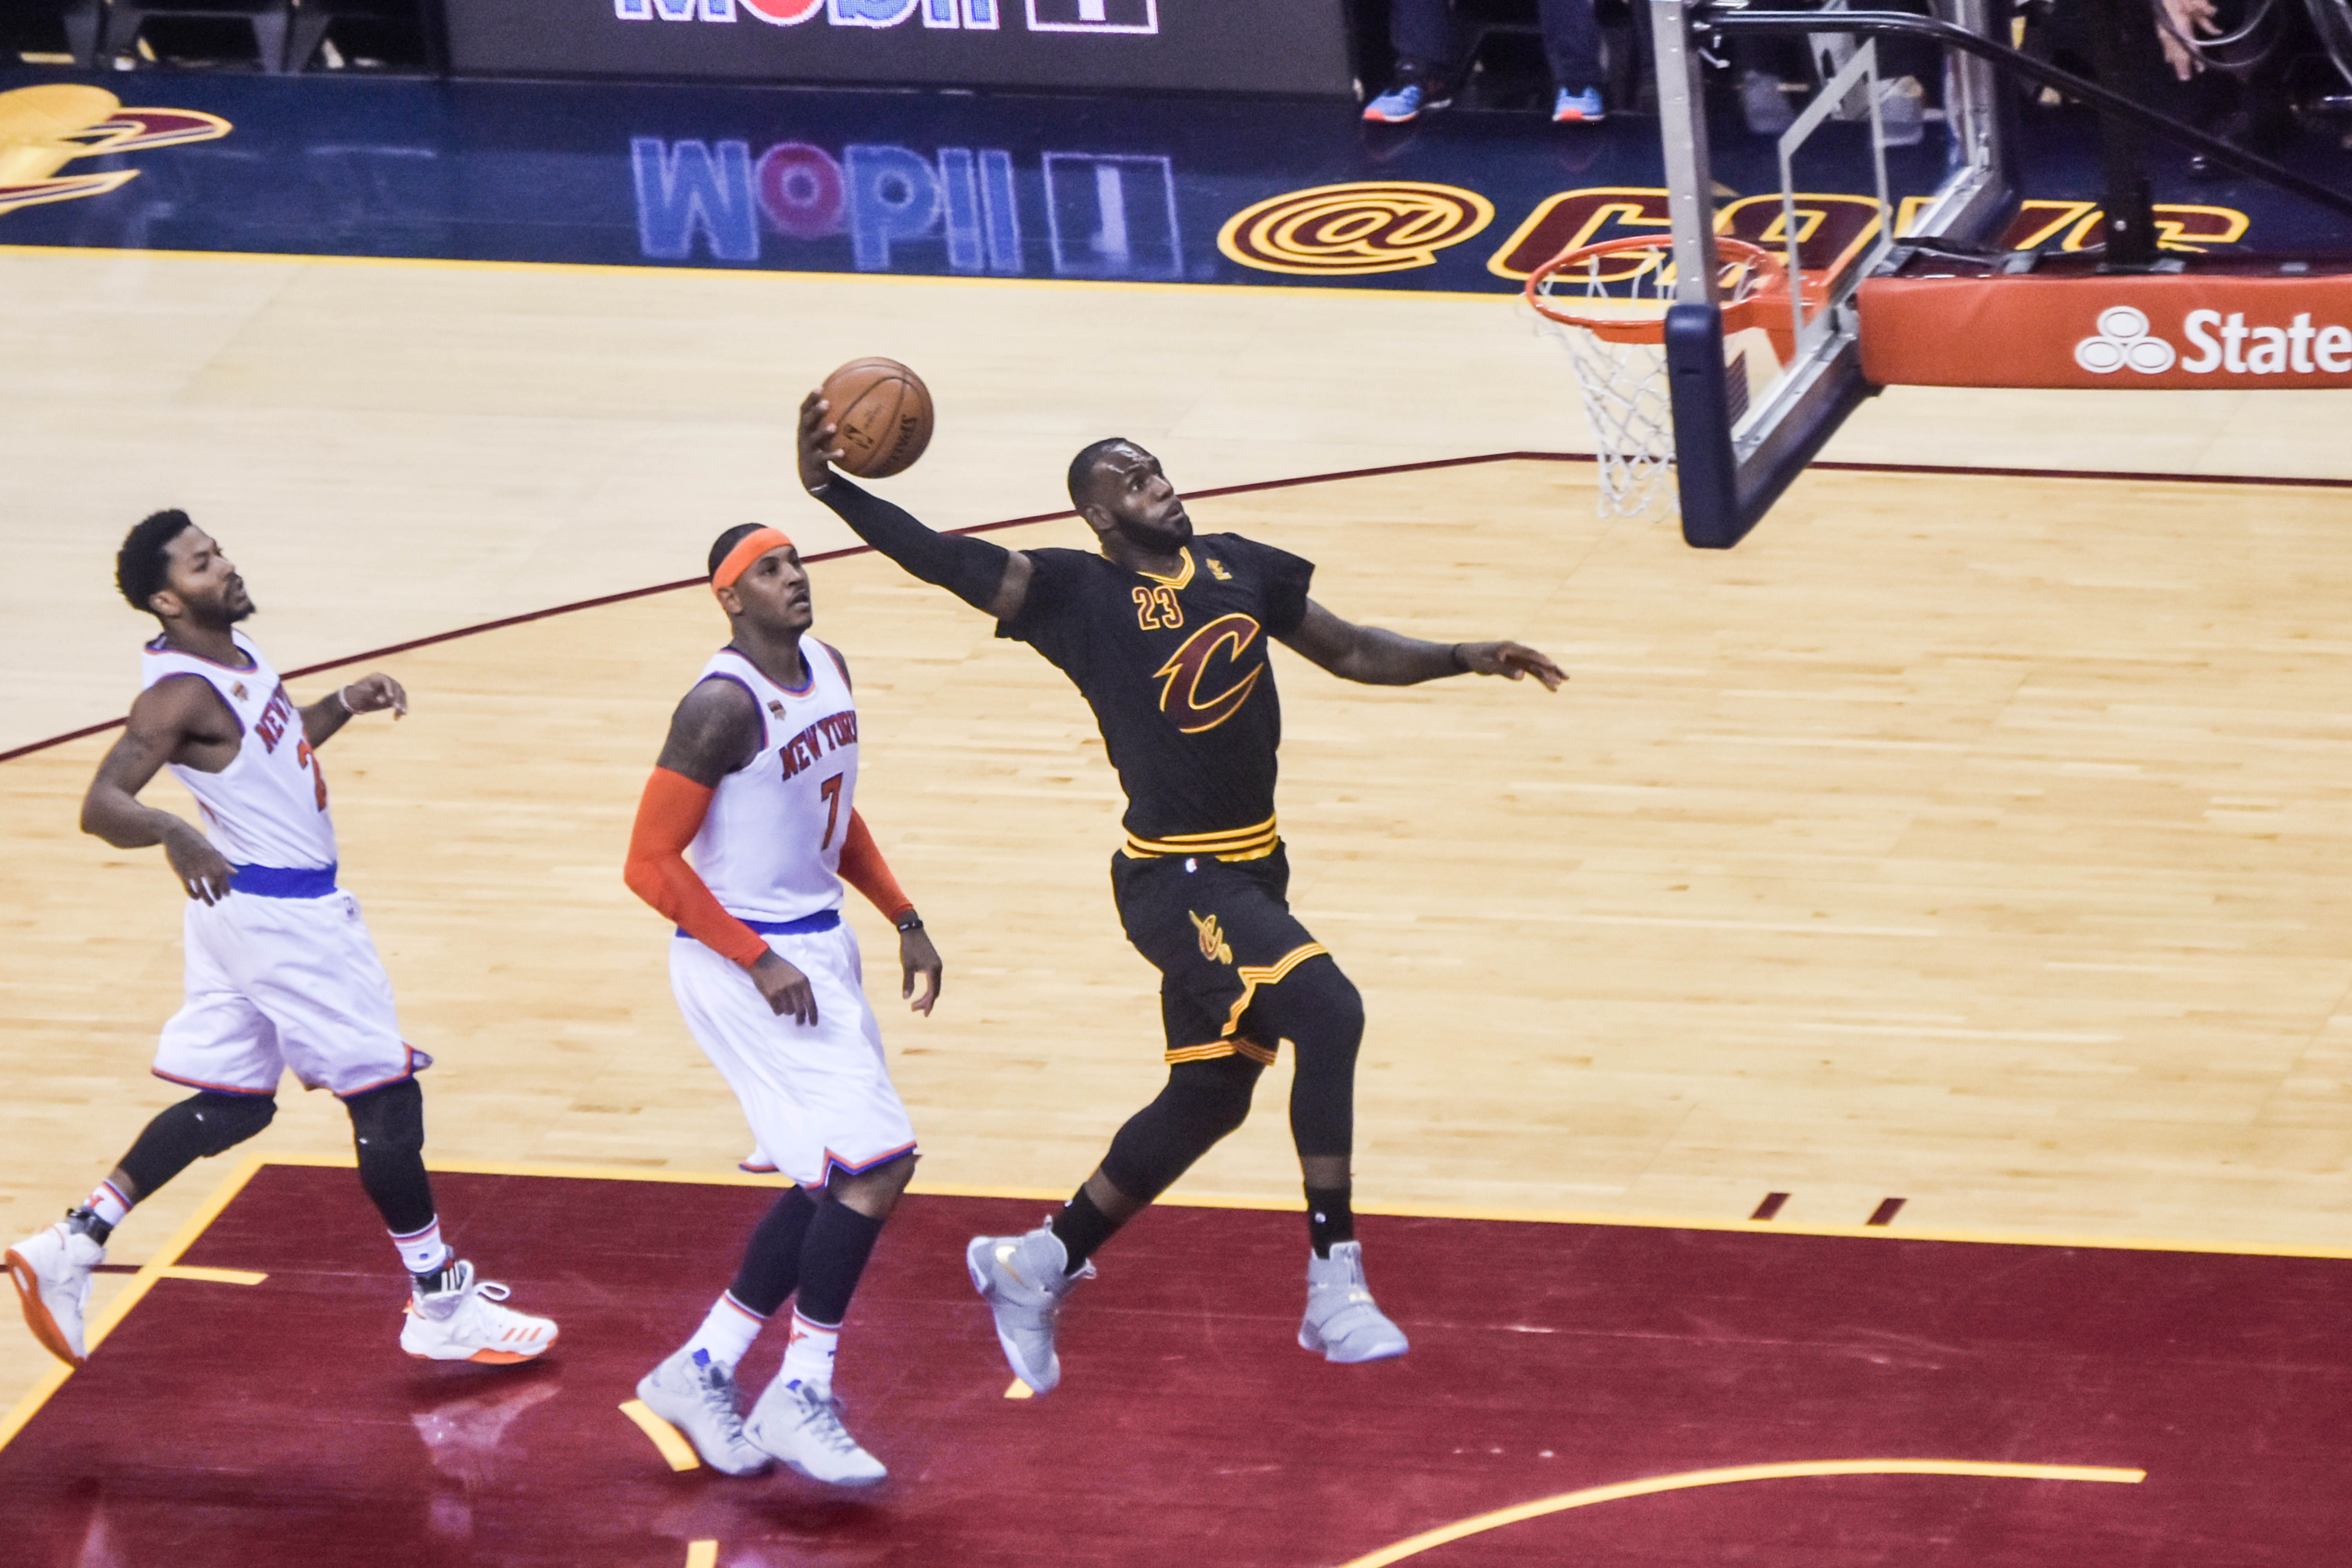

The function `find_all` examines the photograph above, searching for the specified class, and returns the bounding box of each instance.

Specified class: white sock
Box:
[780,1310,840,1392]
[391,1218,453,1278]
[683,1292,767,1373]
[84,1179,133,1230]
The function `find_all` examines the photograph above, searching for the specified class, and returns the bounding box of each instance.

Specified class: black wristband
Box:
[894,911,925,933]
[1449,642,1471,673]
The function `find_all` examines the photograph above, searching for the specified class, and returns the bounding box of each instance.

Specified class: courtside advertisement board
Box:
[442,0,1353,95]
[1859,270,2352,389]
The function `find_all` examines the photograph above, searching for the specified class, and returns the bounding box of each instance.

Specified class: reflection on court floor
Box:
[5,1159,2344,1566]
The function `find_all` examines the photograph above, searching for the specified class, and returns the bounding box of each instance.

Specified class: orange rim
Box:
[1523,236,1792,343]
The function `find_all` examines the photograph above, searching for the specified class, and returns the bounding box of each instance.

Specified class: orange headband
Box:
[711,527,795,592]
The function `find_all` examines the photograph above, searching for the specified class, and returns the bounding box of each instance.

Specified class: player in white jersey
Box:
[623,523,941,1487]
[5,510,557,1373]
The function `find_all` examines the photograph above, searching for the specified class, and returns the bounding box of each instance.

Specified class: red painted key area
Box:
[5,1164,2346,1567]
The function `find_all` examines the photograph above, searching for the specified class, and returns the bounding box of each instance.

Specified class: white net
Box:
[1529,249,1684,520]
[1528,240,1789,522]
[1540,318,1677,519]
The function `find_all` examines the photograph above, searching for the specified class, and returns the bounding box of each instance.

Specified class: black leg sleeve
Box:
[116,1091,278,1199]
[793,1198,887,1328]
[1098,1054,1264,1205]
[1244,954,1365,1161]
[728,1186,820,1318]
[345,1079,436,1238]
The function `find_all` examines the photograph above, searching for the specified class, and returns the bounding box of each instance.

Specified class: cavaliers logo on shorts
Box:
[1189,911,1233,965]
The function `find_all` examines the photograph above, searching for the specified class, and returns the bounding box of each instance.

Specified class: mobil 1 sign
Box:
[443,0,1352,95]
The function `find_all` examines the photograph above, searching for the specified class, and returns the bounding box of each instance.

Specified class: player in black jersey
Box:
[798,394,1563,1392]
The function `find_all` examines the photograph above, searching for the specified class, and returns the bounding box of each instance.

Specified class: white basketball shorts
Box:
[668,920,916,1190]
[153,887,426,1100]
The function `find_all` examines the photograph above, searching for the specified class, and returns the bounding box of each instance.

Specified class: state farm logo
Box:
[2074,302,2352,377]
[2073,306,2174,374]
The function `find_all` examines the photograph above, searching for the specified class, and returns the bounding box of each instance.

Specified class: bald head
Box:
[1067,437,1147,513]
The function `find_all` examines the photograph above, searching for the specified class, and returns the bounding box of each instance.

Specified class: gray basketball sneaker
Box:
[636,1347,771,1476]
[965,1224,1091,1395]
[1299,1240,1410,1363]
[744,1377,886,1487]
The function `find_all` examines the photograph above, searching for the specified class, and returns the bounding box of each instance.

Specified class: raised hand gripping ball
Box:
[818,357,934,479]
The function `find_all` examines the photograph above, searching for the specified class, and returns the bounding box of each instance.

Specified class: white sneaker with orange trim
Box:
[400,1260,558,1364]
[7,1219,104,1368]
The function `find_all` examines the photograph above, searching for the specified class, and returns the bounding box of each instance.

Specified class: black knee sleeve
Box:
[117,1091,278,1198]
[345,1079,435,1236]
[1246,955,1364,1160]
[1100,1054,1263,1203]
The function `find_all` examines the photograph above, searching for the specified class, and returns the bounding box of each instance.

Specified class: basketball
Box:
[818,357,934,479]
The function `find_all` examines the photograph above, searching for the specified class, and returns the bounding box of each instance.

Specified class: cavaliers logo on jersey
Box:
[1154,614,1264,735]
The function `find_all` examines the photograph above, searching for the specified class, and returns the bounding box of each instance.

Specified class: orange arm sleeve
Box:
[838,809,915,922]
[622,767,769,969]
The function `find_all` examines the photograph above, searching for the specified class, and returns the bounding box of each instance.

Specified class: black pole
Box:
[2085,0,2160,268]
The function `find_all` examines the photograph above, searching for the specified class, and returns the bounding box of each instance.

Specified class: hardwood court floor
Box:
[6,245,2351,753]
[17,1161,2343,1568]
[12,456,2352,1430]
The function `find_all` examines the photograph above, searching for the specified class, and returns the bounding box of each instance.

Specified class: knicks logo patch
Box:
[1189,911,1233,964]
[1154,613,1263,734]
[0,84,231,218]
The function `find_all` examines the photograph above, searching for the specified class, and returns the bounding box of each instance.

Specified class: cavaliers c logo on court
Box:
[1154,614,1265,734]
[1218,181,1494,277]
[0,84,230,218]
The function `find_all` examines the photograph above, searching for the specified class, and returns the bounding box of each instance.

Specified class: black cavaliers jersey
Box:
[998,534,1314,858]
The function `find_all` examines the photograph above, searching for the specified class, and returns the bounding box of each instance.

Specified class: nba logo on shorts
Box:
[1026,0,1157,33]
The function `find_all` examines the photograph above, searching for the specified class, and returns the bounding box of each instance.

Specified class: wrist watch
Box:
[894,911,925,933]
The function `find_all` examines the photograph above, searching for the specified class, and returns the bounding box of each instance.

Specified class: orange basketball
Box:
[818,357,934,479]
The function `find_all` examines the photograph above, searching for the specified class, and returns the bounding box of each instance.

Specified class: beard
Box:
[1109,508,1190,552]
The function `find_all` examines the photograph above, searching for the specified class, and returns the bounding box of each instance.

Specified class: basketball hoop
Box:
[1524,236,1794,519]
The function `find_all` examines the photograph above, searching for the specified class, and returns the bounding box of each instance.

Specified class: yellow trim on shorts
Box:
[1164,1036,1279,1067]
[1125,815,1280,861]
[1220,942,1330,1036]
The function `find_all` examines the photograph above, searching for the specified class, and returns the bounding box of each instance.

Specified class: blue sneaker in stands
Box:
[1363,82,1450,124]
[1552,85,1606,123]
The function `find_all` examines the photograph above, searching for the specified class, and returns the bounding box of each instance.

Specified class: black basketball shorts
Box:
[1110,844,1330,1065]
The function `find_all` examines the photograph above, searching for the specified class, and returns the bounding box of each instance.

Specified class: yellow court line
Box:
[0,1151,270,1454]
[906,1177,2352,1261]
[1337,1459,2147,1568]
[619,1399,701,1472]
[246,1158,2352,1261]
[0,1363,74,1455]
[0,241,1517,306]
[1003,1378,1034,1399]
[684,1542,718,1568]
[156,1266,267,1286]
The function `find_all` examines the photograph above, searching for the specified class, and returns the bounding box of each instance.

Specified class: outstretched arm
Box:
[1279,601,1566,690]
[797,390,1034,622]
[301,672,408,748]
[81,678,238,903]
[624,679,822,1025]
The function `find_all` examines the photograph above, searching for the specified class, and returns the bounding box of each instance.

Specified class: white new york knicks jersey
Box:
[140,630,336,872]
[689,638,858,924]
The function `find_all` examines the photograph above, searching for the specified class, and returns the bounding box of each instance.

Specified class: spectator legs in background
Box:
[1540,0,1610,119]
[1365,0,1462,122]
